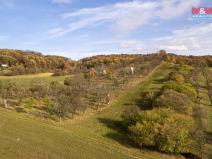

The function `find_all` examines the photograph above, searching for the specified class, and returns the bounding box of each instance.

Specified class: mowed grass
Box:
[0,63,182,159]
[0,73,69,86]
[0,108,135,159]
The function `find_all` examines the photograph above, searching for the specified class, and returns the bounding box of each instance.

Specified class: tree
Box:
[48,82,86,120]
[84,69,96,81]
[157,114,194,153]
[0,81,18,108]
[154,89,194,115]
[29,80,49,98]
[129,121,159,147]
[121,105,140,128]
[125,108,194,154]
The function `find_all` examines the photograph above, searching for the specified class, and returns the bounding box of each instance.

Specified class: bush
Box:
[29,80,49,98]
[177,64,193,74]
[23,97,36,109]
[52,70,69,76]
[42,96,51,108]
[128,109,168,147]
[129,121,159,147]
[163,81,196,98]
[154,89,194,115]
[127,108,194,154]
[168,72,185,83]
[121,105,140,128]
[157,114,194,153]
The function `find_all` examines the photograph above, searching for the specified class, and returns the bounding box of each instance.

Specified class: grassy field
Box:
[0,63,183,159]
[0,73,69,86]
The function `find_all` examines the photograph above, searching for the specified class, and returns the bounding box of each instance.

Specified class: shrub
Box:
[157,114,194,153]
[121,105,140,128]
[23,97,36,109]
[52,70,69,76]
[154,89,194,115]
[129,121,159,147]
[127,108,194,154]
[42,96,51,108]
[84,69,96,80]
[168,72,185,83]
[163,81,196,98]
[29,80,49,98]
[128,109,168,147]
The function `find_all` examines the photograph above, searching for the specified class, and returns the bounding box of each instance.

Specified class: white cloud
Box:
[48,0,200,38]
[118,23,212,55]
[52,0,72,4]
[158,23,212,54]
[158,0,199,20]
[119,40,143,50]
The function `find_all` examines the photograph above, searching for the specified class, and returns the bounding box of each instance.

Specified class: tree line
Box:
[0,49,75,75]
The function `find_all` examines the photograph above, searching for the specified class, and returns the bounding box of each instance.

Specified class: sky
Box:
[0,0,212,59]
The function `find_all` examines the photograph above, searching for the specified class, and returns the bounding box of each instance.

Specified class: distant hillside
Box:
[80,53,169,71]
[81,52,212,68]
[0,49,76,76]
[1,49,211,76]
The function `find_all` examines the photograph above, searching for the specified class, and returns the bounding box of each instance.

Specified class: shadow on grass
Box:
[152,78,167,84]
[206,131,212,144]
[15,107,26,113]
[97,117,137,148]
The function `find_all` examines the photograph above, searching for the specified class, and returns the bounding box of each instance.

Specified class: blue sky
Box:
[0,0,212,59]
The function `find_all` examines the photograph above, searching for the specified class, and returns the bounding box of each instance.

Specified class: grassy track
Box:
[0,63,182,159]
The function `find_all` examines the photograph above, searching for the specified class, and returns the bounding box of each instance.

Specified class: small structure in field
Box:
[103,69,107,75]
[1,64,8,68]
[130,67,134,75]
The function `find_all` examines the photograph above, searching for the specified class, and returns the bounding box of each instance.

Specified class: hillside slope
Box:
[0,63,183,159]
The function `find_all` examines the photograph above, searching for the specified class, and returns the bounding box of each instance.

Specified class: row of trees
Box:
[121,64,205,157]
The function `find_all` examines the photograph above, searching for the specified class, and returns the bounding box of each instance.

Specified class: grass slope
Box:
[0,63,182,159]
[0,73,69,86]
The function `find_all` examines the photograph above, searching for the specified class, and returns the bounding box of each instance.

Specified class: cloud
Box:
[119,40,143,50]
[52,0,72,4]
[157,0,199,20]
[48,0,200,38]
[118,23,212,55]
[158,23,212,54]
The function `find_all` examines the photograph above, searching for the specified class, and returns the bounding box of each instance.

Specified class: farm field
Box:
[0,63,183,159]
